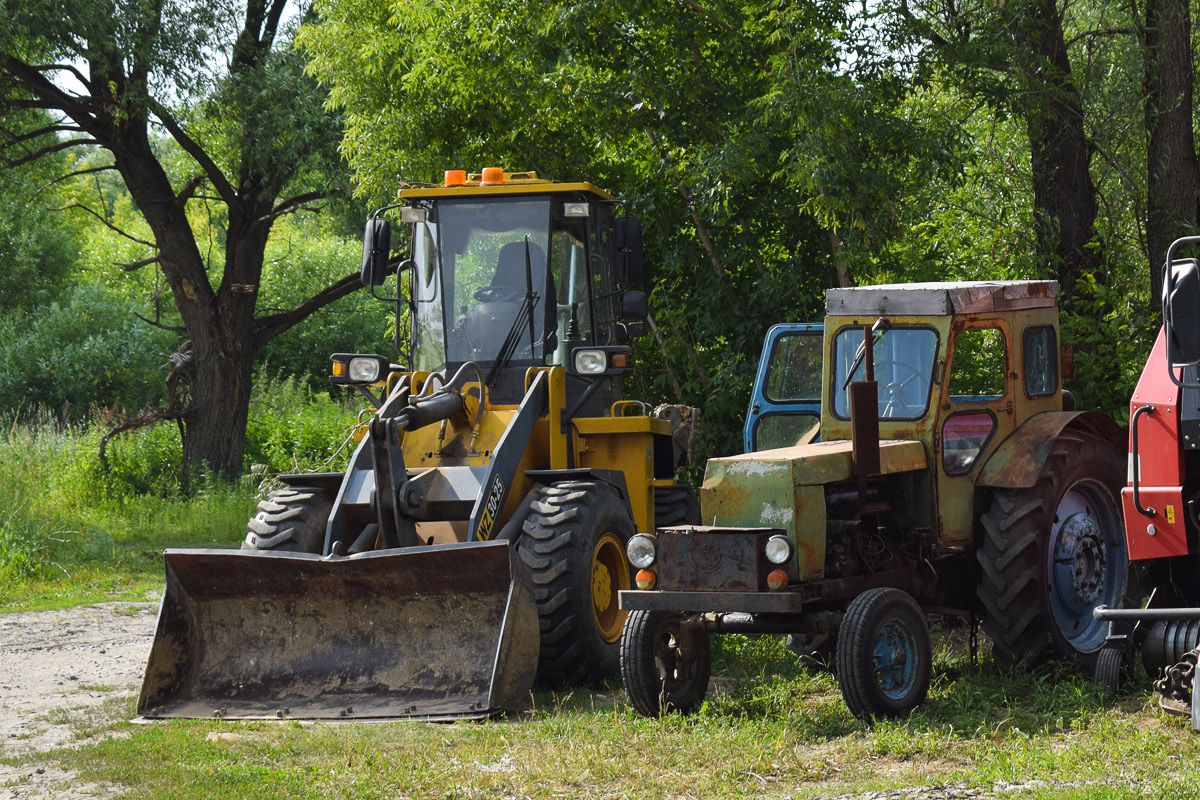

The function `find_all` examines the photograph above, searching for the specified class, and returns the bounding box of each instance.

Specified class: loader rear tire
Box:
[518,481,635,686]
[654,483,701,528]
[976,431,1128,670]
[621,609,711,716]
[243,486,333,554]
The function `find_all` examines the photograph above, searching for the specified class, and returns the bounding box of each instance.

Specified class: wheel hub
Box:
[592,561,613,612]
[873,619,917,700]
[1053,511,1105,605]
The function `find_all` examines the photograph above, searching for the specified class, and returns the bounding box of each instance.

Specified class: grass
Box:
[7,635,1200,800]
[5,400,1200,798]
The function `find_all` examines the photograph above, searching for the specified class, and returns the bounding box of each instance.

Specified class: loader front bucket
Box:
[136,541,538,721]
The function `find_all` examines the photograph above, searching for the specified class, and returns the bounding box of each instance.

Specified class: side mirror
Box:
[1166,257,1200,365]
[618,289,648,320]
[613,215,644,285]
[361,217,392,287]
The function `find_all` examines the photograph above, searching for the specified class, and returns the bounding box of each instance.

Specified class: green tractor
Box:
[619,280,1132,719]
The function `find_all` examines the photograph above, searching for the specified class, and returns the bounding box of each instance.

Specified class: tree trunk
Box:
[1013,0,1102,309]
[1143,0,1198,314]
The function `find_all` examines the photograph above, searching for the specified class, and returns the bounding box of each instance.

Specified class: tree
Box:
[301,0,964,456]
[0,0,361,479]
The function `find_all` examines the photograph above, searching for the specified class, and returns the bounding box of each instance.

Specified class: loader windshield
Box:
[410,196,603,373]
[831,325,938,420]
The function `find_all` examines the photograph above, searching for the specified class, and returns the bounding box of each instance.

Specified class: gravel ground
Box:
[0,602,159,799]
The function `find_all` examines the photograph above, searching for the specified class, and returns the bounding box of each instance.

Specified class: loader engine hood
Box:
[698,439,927,579]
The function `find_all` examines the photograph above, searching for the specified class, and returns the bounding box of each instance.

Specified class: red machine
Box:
[1096,236,1200,728]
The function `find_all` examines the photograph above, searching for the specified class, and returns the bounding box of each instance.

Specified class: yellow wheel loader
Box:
[137,170,700,721]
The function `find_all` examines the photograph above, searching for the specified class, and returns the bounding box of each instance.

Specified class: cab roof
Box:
[399,170,616,201]
[826,280,1059,317]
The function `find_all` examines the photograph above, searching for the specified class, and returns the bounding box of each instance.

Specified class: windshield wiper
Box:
[485,236,540,386]
[842,318,890,391]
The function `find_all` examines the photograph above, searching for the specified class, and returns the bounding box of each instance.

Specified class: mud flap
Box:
[137,541,538,721]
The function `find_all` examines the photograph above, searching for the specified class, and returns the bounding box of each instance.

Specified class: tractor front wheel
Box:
[977,431,1128,669]
[621,609,711,716]
[835,588,932,720]
[242,486,333,553]
[518,481,635,685]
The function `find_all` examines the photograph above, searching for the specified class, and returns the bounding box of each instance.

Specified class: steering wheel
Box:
[874,359,925,417]
[474,286,525,303]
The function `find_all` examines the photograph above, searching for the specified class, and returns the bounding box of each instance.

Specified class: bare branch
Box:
[1066,27,1136,47]
[131,310,186,333]
[28,62,94,92]
[1,124,85,148]
[1,137,99,169]
[145,99,239,206]
[253,272,363,347]
[59,202,157,248]
[175,174,205,208]
[122,255,162,272]
[254,190,327,227]
[32,165,117,199]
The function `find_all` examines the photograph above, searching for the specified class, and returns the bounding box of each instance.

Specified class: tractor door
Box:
[934,321,1017,547]
[744,323,823,452]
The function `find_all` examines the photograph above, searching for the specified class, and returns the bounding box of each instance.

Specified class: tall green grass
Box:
[0,374,363,611]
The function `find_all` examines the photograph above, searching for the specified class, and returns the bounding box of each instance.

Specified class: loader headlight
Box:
[626,534,657,569]
[574,349,607,375]
[571,345,632,377]
[330,353,390,385]
[765,534,793,565]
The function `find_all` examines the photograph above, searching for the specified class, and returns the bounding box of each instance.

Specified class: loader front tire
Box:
[243,486,333,553]
[518,481,635,685]
[977,431,1128,670]
[654,483,701,528]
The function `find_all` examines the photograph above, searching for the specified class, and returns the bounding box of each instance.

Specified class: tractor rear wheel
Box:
[518,481,635,685]
[835,588,932,720]
[977,431,1128,669]
[621,609,711,716]
[243,486,333,553]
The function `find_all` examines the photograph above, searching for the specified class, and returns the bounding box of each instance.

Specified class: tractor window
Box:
[832,326,938,420]
[941,411,996,475]
[1023,325,1058,397]
[432,197,552,366]
[546,226,594,366]
[948,328,1006,401]
[753,413,821,450]
[764,333,823,403]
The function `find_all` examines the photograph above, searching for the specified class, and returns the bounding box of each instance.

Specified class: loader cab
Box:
[396,171,645,406]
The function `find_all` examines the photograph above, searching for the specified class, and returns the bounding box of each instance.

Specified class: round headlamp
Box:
[626,533,657,569]
[765,534,793,565]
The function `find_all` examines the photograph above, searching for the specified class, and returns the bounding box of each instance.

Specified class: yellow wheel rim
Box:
[592,532,630,643]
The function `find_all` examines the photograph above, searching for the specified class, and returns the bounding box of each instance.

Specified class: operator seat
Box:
[464,241,548,361]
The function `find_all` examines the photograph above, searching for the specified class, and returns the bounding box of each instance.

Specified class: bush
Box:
[0,283,177,420]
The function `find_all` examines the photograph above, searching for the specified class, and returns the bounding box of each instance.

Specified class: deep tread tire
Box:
[654,483,701,528]
[836,588,932,720]
[976,431,1128,670]
[1094,645,1126,697]
[621,609,711,717]
[517,481,635,685]
[243,486,333,553]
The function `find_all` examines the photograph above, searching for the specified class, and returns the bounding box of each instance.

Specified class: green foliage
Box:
[0,283,176,418]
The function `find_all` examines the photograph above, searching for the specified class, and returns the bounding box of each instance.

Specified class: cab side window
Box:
[948,328,1006,401]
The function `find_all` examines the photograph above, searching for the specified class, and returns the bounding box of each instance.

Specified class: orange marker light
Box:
[444,170,467,186]
[331,360,347,377]
[766,569,788,591]
[480,167,504,185]
[611,353,628,369]
[635,569,656,590]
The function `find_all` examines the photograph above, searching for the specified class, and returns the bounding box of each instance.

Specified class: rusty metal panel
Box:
[977,411,1124,489]
[656,528,778,592]
[827,282,1057,317]
[137,542,539,721]
[619,589,809,613]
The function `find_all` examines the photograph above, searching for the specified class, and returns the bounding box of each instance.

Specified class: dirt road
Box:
[0,602,159,798]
